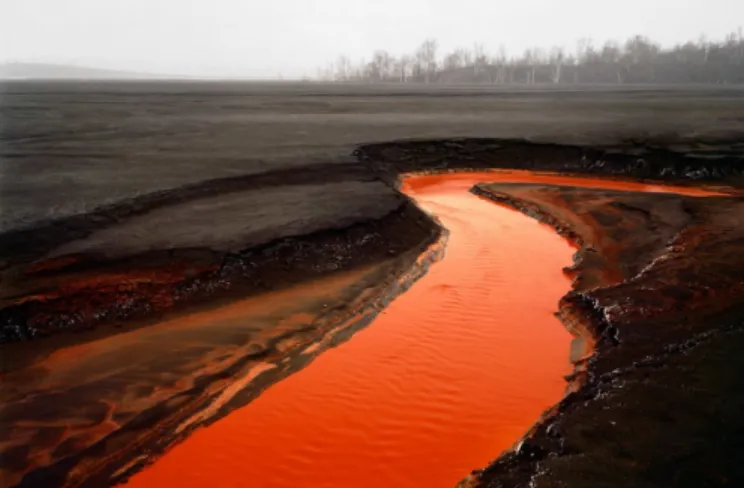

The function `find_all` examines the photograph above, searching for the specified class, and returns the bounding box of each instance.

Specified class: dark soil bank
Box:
[0,182,431,343]
[464,184,744,488]
[355,137,744,184]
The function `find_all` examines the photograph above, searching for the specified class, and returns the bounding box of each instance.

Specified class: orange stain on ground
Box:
[127,172,715,488]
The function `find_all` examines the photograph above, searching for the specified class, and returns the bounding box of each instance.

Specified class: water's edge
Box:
[115,235,450,487]
[457,179,744,487]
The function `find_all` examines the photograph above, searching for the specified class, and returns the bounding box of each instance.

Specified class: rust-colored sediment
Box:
[126,172,725,488]
[125,173,579,488]
[1,230,455,488]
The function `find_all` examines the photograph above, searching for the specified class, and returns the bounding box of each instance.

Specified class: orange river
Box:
[125,172,718,488]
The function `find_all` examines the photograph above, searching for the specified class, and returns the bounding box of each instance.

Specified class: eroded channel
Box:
[124,173,583,488]
[116,173,719,487]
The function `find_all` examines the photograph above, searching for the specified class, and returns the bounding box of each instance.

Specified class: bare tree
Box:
[320,31,744,85]
[317,62,335,81]
[724,32,739,65]
[574,38,595,83]
[600,41,622,63]
[383,51,396,79]
[549,47,565,83]
[461,49,473,67]
[600,41,625,84]
[381,50,395,80]
[576,38,593,64]
[334,55,352,81]
[625,35,659,64]
[623,35,659,81]
[697,35,711,65]
[675,42,697,64]
[473,43,488,76]
[395,55,413,83]
[352,58,366,81]
[493,45,509,84]
[366,50,394,82]
[416,38,438,83]
[522,49,536,84]
[443,50,465,71]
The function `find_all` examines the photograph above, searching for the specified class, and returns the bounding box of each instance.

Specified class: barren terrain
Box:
[2,82,744,488]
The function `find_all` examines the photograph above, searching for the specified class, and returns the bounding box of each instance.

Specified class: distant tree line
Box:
[317,30,744,84]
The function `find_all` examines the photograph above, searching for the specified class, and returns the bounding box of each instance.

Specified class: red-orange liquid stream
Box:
[126,173,718,488]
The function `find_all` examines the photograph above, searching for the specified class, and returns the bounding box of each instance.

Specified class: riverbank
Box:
[122,172,577,488]
[464,182,744,488]
[0,231,444,487]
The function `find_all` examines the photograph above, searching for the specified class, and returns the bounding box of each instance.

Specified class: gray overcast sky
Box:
[2,0,742,78]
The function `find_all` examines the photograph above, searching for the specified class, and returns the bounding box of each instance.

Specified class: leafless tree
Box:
[416,38,438,83]
[334,55,352,81]
[549,47,565,83]
[395,55,413,83]
[473,43,488,76]
[366,50,394,82]
[600,41,622,63]
[625,35,659,64]
[461,49,473,67]
[697,35,711,65]
[443,50,465,71]
[352,58,366,81]
[320,31,744,85]
[718,27,744,66]
[522,49,536,84]
[599,41,625,83]
[492,45,509,84]
[573,38,595,83]
[317,62,335,81]
[674,41,697,64]
[576,38,593,64]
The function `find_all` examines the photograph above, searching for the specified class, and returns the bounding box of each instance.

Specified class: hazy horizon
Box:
[2,0,742,79]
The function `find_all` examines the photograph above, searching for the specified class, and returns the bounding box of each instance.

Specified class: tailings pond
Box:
[126,172,713,488]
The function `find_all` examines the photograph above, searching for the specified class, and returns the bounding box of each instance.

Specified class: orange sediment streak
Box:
[126,172,716,488]
[403,170,723,197]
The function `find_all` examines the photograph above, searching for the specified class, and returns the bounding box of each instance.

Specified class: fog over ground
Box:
[1,0,742,78]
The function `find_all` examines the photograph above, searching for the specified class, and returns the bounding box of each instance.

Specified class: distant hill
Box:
[0,62,178,80]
